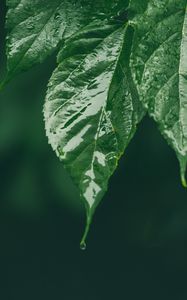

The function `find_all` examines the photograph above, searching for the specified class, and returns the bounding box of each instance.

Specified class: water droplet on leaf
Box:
[80,241,86,250]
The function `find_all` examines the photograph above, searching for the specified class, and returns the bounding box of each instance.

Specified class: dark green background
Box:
[0,2,187,299]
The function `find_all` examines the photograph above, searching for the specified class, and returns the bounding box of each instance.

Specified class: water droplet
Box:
[27,22,35,30]
[54,12,60,20]
[80,241,86,250]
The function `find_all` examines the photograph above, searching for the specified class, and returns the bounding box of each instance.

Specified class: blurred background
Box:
[0,1,187,299]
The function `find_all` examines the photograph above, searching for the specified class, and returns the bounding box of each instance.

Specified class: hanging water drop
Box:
[80,241,86,251]
[54,12,60,20]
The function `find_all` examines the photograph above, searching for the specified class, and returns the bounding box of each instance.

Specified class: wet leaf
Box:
[4,0,129,84]
[4,0,85,81]
[130,0,187,186]
[44,19,145,245]
[2,0,187,245]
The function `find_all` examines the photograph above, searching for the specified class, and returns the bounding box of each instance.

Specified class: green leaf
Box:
[3,0,187,246]
[4,0,130,84]
[44,19,145,246]
[130,0,187,186]
[4,0,84,81]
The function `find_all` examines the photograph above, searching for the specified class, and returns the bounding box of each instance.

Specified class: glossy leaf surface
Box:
[130,0,187,185]
[5,0,129,82]
[44,19,144,244]
[2,0,187,245]
[5,0,87,80]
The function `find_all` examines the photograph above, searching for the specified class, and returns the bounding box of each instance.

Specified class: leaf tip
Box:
[80,204,94,251]
[80,240,87,251]
[181,174,187,189]
[179,156,187,189]
[80,216,91,251]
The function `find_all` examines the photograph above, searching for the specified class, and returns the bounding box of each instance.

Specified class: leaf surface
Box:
[5,0,85,80]
[130,0,187,185]
[5,0,129,82]
[44,19,145,245]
